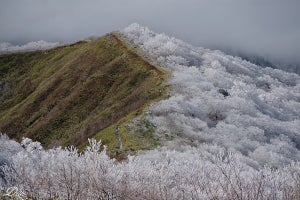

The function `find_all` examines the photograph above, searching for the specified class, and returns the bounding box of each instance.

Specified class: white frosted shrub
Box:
[0,136,300,199]
[122,23,300,168]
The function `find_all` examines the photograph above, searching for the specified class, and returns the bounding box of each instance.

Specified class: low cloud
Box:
[0,0,299,67]
[0,41,59,53]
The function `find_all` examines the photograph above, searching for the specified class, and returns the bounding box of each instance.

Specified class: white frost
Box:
[122,23,300,168]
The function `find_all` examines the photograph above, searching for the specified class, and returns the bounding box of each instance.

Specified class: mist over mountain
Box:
[0,41,60,54]
[1,1,300,199]
[1,0,300,196]
[222,50,300,75]
[1,0,299,72]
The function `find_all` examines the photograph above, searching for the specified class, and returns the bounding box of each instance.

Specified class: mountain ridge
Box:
[0,32,167,152]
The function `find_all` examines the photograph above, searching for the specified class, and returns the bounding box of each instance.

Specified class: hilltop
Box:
[0,32,167,152]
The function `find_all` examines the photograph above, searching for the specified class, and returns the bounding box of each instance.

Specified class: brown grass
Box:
[0,33,167,150]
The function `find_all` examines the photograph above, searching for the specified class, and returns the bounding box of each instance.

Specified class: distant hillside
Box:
[229,51,300,75]
[0,33,167,152]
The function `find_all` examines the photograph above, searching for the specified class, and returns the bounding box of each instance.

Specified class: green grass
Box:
[0,33,168,153]
[80,110,160,154]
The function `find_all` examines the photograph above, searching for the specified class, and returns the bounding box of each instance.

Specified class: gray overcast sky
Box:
[1,0,300,66]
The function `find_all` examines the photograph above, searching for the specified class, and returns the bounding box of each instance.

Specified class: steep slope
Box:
[122,24,300,168]
[0,33,167,150]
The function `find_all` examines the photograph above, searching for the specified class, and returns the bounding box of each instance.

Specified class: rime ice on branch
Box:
[122,23,300,168]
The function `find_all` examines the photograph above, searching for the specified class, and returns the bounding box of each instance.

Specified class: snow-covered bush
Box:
[122,23,300,168]
[1,136,300,199]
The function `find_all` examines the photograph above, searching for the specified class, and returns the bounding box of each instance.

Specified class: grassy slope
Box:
[0,33,167,152]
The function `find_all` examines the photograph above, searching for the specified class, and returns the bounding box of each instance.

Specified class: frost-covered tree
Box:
[1,135,300,199]
[122,23,300,168]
